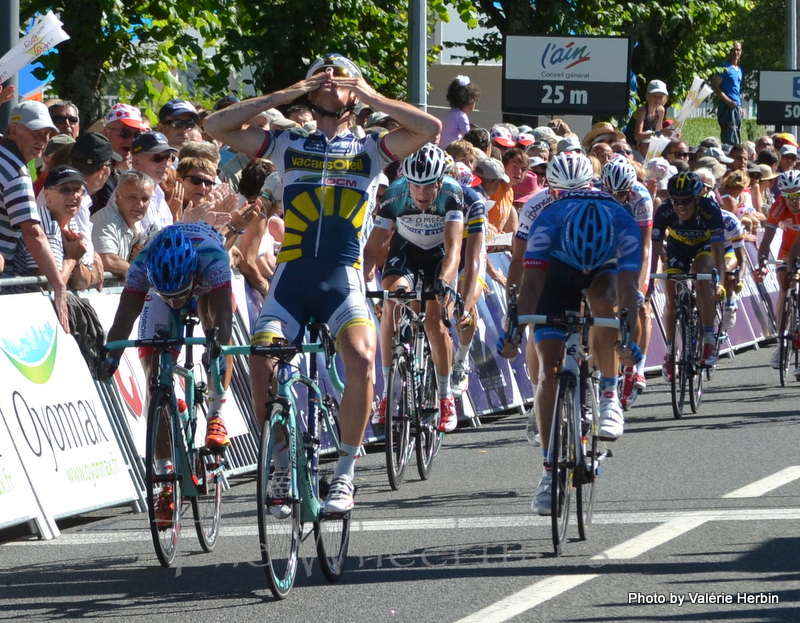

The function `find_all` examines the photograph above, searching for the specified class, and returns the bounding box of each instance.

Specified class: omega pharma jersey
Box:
[375,176,466,250]
[255,127,396,268]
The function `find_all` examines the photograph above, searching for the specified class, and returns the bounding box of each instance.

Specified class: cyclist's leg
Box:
[635,295,652,388]
[771,265,789,368]
[691,250,717,364]
[532,334,563,515]
[661,242,690,375]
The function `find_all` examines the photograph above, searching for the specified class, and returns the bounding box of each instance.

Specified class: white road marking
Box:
[8,507,800,546]
[591,517,709,560]
[723,465,800,498]
[452,574,598,623]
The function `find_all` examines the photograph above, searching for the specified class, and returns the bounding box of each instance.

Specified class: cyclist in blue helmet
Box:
[498,182,642,517]
[100,222,234,455]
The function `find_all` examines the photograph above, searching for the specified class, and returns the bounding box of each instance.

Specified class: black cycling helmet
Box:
[667,171,704,198]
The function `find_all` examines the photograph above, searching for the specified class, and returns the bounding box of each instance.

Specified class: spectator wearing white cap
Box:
[490,125,516,156]
[632,79,670,145]
[0,101,69,331]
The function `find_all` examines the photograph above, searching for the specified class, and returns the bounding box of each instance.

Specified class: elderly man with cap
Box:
[205,51,441,514]
[130,131,177,235]
[0,101,69,331]
[13,165,103,291]
[157,99,199,151]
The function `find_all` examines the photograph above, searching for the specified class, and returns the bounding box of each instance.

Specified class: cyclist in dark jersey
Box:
[205,53,441,513]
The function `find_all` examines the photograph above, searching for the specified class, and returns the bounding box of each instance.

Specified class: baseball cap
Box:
[774,132,799,148]
[104,103,149,130]
[780,145,799,158]
[8,101,58,132]
[490,125,516,148]
[132,131,179,155]
[44,134,75,157]
[517,132,535,146]
[747,161,762,176]
[528,156,547,169]
[214,95,239,111]
[705,146,734,164]
[474,157,510,183]
[557,136,583,153]
[71,132,123,166]
[531,126,557,142]
[454,162,481,187]
[44,165,86,188]
[158,99,199,121]
[647,79,669,96]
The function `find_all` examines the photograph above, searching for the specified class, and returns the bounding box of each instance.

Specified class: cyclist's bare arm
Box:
[648,237,664,291]
[101,290,147,376]
[639,225,653,293]
[438,220,465,286]
[785,232,800,276]
[198,286,234,347]
[363,224,393,281]
[712,240,726,295]
[617,270,640,337]
[499,266,546,358]
[461,230,484,312]
[757,225,776,264]
[506,236,527,295]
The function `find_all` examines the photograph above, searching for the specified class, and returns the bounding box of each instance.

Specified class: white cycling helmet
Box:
[777,169,800,191]
[602,156,637,192]
[306,53,362,80]
[403,143,447,185]
[546,152,594,190]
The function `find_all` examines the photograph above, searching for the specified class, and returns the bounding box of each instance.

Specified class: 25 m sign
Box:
[503,35,631,117]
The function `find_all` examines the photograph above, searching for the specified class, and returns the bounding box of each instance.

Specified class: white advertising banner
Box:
[0,425,46,532]
[0,11,70,85]
[0,294,137,520]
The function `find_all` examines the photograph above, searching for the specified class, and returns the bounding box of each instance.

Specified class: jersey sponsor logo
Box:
[285,147,370,177]
[324,177,358,187]
[617,233,640,258]
[445,211,464,223]
[527,230,552,253]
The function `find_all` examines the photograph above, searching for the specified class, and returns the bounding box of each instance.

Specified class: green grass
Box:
[680,116,767,146]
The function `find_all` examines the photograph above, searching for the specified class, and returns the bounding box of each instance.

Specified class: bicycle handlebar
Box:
[651,272,717,282]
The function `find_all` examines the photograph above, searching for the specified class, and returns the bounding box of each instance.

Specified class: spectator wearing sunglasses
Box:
[662,139,691,165]
[158,99,199,150]
[177,156,216,209]
[48,100,80,139]
[131,132,179,235]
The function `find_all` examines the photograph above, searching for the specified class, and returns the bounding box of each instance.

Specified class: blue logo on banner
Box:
[794,76,800,99]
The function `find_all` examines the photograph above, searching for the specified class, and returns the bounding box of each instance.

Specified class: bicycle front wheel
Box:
[257,405,301,600]
[689,308,704,414]
[416,339,443,480]
[145,387,181,568]
[778,291,797,387]
[576,374,599,541]
[385,349,412,490]
[191,448,223,553]
[670,310,688,419]
[551,375,575,556]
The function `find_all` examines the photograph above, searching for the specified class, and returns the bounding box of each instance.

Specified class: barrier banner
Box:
[0,424,47,533]
[0,294,136,521]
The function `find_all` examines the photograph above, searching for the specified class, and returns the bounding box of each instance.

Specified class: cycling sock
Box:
[531,382,537,398]
[156,458,173,475]
[703,327,715,343]
[636,357,647,374]
[600,376,619,395]
[437,372,451,398]
[382,366,390,390]
[333,443,360,480]
[207,386,229,417]
[454,341,470,365]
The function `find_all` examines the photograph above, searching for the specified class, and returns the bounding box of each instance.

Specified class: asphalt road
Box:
[2,342,799,622]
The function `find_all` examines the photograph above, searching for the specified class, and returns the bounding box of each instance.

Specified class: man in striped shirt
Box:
[0,101,69,331]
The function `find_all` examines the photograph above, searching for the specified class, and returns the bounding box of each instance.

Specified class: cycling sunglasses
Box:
[155,282,194,305]
[671,195,695,206]
[784,192,800,200]
[311,65,352,78]
[183,175,214,188]
[146,152,175,163]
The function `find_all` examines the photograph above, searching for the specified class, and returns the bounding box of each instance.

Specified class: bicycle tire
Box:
[145,387,181,568]
[778,291,795,387]
[257,405,301,600]
[551,374,574,556]
[670,309,688,419]
[191,397,222,553]
[689,307,704,414]
[576,373,599,541]
[314,399,351,583]
[385,349,412,490]
[416,338,443,480]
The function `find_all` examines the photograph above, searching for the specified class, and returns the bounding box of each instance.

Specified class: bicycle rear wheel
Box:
[670,310,688,419]
[314,398,350,583]
[385,349,413,490]
[689,309,704,414]
[145,387,181,568]
[257,405,301,600]
[778,291,796,387]
[191,448,223,553]
[551,375,575,556]
[416,339,443,480]
[576,374,599,541]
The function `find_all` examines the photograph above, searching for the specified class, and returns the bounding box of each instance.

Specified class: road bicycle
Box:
[766,259,800,387]
[507,288,623,556]
[102,312,225,568]
[652,272,717,419]
[223,323,348,599]
[367,285,444,490]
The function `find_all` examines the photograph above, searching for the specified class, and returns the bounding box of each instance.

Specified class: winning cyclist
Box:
[498,187,642,515]
[601,156,654,407]
[205,53,441,512]
[363,144,465,432]
[650,171,726,379]
[756,170,800,371]
[100,223,234,523]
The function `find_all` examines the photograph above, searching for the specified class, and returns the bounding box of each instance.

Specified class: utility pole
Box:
[0,0,20,130]
[408,0,427,112]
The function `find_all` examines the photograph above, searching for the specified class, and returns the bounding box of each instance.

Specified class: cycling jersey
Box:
[523,190,642,274]
[374,176,465,249]
[517,188,555,241]
[651,196,725,248]
[722,211,745,253]
[626,181,654,227]
[765,194,800,259]
[255,127,396,268]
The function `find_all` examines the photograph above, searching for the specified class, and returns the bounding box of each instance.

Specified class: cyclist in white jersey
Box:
[205,53,441,513]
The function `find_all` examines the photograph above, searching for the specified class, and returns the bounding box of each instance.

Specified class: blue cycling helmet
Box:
[145,227,198,294]
[560,199,617,271]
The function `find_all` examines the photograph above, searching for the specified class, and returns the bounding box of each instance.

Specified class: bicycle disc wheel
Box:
[145,387,181,568]
[576,375,599,541]
[191,448,223,553]
[385,349,412,490]
[778,292,795,387]
[689,310,704,414]
[670,310,688,419]
[416,339,443,480]
[551,375,574,556]
[257,405,300,600]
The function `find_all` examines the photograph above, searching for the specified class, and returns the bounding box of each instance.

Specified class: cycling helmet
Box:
[546,152,594,190]
[403,143,447,185]
[777,169,800,191]
[560,199,617,271]
[145,227,198,294]
[306,53,362,80]
[602,156,637,192]
[443,153,456,176]
[667,171,703,198]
